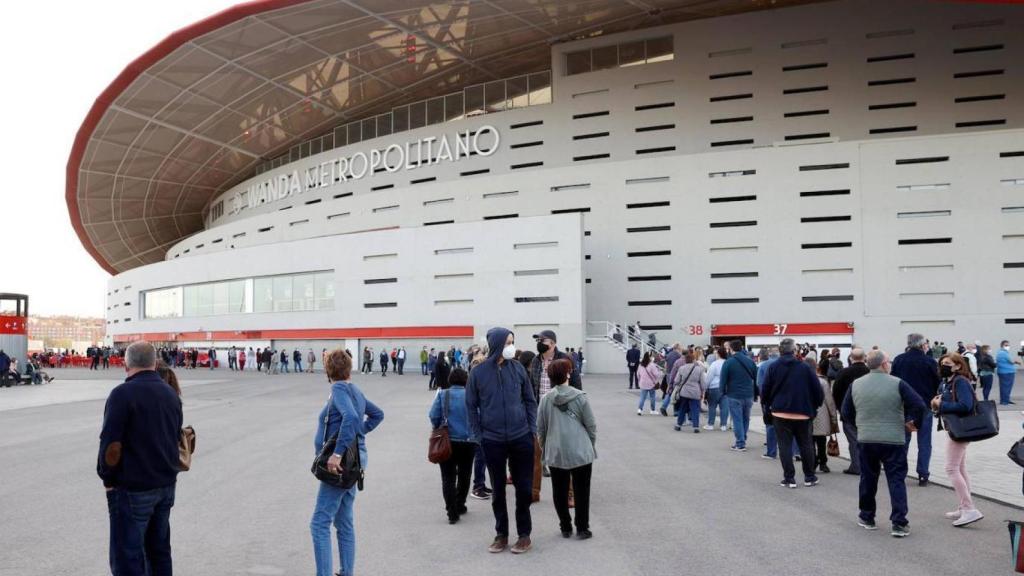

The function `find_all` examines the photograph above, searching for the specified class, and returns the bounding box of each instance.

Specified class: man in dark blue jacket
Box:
[466,327,538,555]
[0,349,9,386]
[98,341,183,576]
[720,340,758,451]
[761,338,824,488]
[890,333,940,486]
[626,344,641,389]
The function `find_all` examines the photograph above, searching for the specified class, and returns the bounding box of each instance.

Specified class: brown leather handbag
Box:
[179,426,196,471]
[427,391,452,464]
[826,434,840,458]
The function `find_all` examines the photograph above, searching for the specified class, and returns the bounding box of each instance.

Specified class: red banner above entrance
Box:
[711,322,854,337]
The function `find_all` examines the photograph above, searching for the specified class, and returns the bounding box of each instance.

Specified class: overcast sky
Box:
[0,0,237,317]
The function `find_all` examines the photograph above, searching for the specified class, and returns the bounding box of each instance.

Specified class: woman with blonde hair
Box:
[932,352,983,527]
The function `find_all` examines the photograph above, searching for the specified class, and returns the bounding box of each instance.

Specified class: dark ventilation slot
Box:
[709,195,757,203]
[423,220,454,226]
[371,184,394,191]
[782,62,827,72]
[628,300,672,306]
[867,53,915,63]
[711,116,754,124]
[956,119,1006,128]
[304,198,322,205]
[573,132,610,140]
[636,146,676,154]
[511,162,544,169]
[461,168,490,176]
[711,298,760,304]
[785,132,830,141]
[801,215,851,223]
[585,255,591,260]
[868,77,916,86]
[783,85,828,94]
[782,38,827,49]
[551,207,592,214]
[711,139,755,147]
[865,28,915,39]
[628,275,672,282]
[709,70,752,79]
[709,47,752,58]
[510,140,544,149]
[573,110,609,119]
[1003,262,1024,269]
[954,69,1004,78]
[784,109,829,118]
[710,220,757,228]
[636,124,676,132]
[1000,151,1024,158]
[627,250,671,257]
[895,156,949,165]
[898,238,952,245]
[483,214,518,220]
[799,163,849,171]
[373,167,388,174]
[211,238,223,244]
[802,295,854,302]
[635,102,675,111]
[510,120,543,129]
[364,278,398,285]
[639,324,672,330]
[869,101,916,110]
[1006,318,1024,324]
[574,153,611,161]
[584,231,591,236]
[953,44,1004,54]
[257,226,273,233]
[954,94,1005,103]
[802,242,852,249]
[710,93,753,102]
[364,302,397,308]
[585,279,592,284]
[952,19,1004,31]
[410,177,436,184]
[627,201,670,209]
[710,272,759,278]
[627,226,671,233]
[870,126,918,134]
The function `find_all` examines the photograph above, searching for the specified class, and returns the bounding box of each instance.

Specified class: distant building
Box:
[28,316,105,349]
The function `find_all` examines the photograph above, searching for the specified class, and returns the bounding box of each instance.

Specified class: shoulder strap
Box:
[442,389,451,424]
[740,356,756,380]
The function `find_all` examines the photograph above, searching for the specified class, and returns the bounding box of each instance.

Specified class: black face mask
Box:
[940,365,954,378]
[536,342,550,354]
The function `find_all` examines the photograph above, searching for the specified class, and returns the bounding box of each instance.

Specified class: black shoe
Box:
[577,529,593,540]
[561,529,573,538]
[458,505,468,515]
[448,515,459,524]
[819,464,830,474]
[842,468,859,475]
[660,407,668,416]
[482,487,493,496]
[918,478,929,487]
[470,489,490,500]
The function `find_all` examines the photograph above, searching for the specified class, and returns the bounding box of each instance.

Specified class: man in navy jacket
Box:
[761,338,824,488]
[890,333,940,486]
[626,344,641,389]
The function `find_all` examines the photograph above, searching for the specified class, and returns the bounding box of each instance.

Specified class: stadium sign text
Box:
[229,125,500,215]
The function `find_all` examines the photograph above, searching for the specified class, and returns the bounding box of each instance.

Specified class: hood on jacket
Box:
[552,385,584,410]
[485,327,513,364]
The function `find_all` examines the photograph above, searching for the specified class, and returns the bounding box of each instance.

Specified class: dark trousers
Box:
[380,361,387,375]
[439,441,475,519]
[980,374,993,401]
[813,435,828,468]
[774,417,816,482]
[628,366,639,389]
[421,361,428,375]
[397,358,405,375]
[107,485,175,576]
[361,360,372,373]
[843,421,860,473]
[482,434,534,537]
[473,444,488,490]
[858,442,909,526]
[550,464,592,533]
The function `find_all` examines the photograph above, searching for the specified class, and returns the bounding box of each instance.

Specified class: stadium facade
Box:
[68,0,1024,371]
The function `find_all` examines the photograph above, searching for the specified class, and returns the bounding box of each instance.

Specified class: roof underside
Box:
[68,0,831,275]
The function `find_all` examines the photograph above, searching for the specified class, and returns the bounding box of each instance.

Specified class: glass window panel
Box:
[293,274,315,311]
[619,40,645,67]
[322,133,333,150]
[377,113,392,137]
[485,80,505,112]
[334,126,347,147]
[426,96,445,125]
[392,106,409,132]
[409,101,426,129]
[310,138,322,155]
[192,283,213,317]
[507,76,529,109]
[253,278,273,313]
[183,285,198,317]
[464,85,484,115]
[528,72,552,105]
[143,287,181,319]
[290,146,300,162]
[212,282,230,315]
[316,273,335,310]
[348,122,361,144]
[592,45,618,71]
[273,276,293,312]
[645,36,674,62]
[445,92,464,121]
[362,118,376,140]
[565,50,591,75]
[228,280,246,314]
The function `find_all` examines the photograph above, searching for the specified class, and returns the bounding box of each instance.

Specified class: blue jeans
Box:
[999,372,1016,405]
[282,361,289,373]
[676,398,700,428]
[858,442,909,526]
[980,374,994,401]
[765,424,777,458]
[661,392,674,412]
[638,388,657,411]
[106,485,175,576]
[311,482,358,576]
[728,397,753,448]
[903,411,933,480]
[296,360,303,372]
[473,444,488,490]
[706,388,729,427]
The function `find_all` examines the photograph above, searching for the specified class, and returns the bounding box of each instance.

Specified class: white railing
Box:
[586,321,662,358]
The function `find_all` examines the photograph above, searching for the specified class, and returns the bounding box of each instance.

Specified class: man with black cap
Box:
[528,330,583,402]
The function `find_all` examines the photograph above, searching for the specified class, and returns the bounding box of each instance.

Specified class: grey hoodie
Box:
[537,385,597,470]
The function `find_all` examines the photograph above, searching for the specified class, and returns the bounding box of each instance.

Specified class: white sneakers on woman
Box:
[952,509,984,527]
[944,510,961,519]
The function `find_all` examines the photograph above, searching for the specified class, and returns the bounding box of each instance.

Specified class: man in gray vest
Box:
[841,350,926,538]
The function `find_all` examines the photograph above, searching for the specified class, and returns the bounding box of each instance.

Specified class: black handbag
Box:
[1008,437,1024,468]
[312,390,365,490]
[942,378,999,442]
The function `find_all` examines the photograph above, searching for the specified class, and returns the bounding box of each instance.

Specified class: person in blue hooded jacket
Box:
[429,367,475,524]
[466,327,538,555]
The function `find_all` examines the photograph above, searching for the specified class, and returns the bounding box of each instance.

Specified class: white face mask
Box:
[1005,345,1011,351]
[502,344,516,360]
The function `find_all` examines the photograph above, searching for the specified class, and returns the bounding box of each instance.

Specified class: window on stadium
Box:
[565,36,674,76]
[142,271,334,319]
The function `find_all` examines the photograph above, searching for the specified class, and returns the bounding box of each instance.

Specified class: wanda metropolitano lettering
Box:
[229,125,500,215]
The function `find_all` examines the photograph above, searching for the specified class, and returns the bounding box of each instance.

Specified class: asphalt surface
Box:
[0,368,1019,575]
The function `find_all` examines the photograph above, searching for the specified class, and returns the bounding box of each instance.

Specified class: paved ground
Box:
[1,368,1022,575]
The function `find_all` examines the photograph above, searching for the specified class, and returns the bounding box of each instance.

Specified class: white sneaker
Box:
[720,426,728,431]
[953,509,983,527]
[702,425,714,430]
[944,510,962,519]
[637,409,643,416]
[650,410,658,415]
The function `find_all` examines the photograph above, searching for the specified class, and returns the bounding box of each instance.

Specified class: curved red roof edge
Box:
[65,0,311,276]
